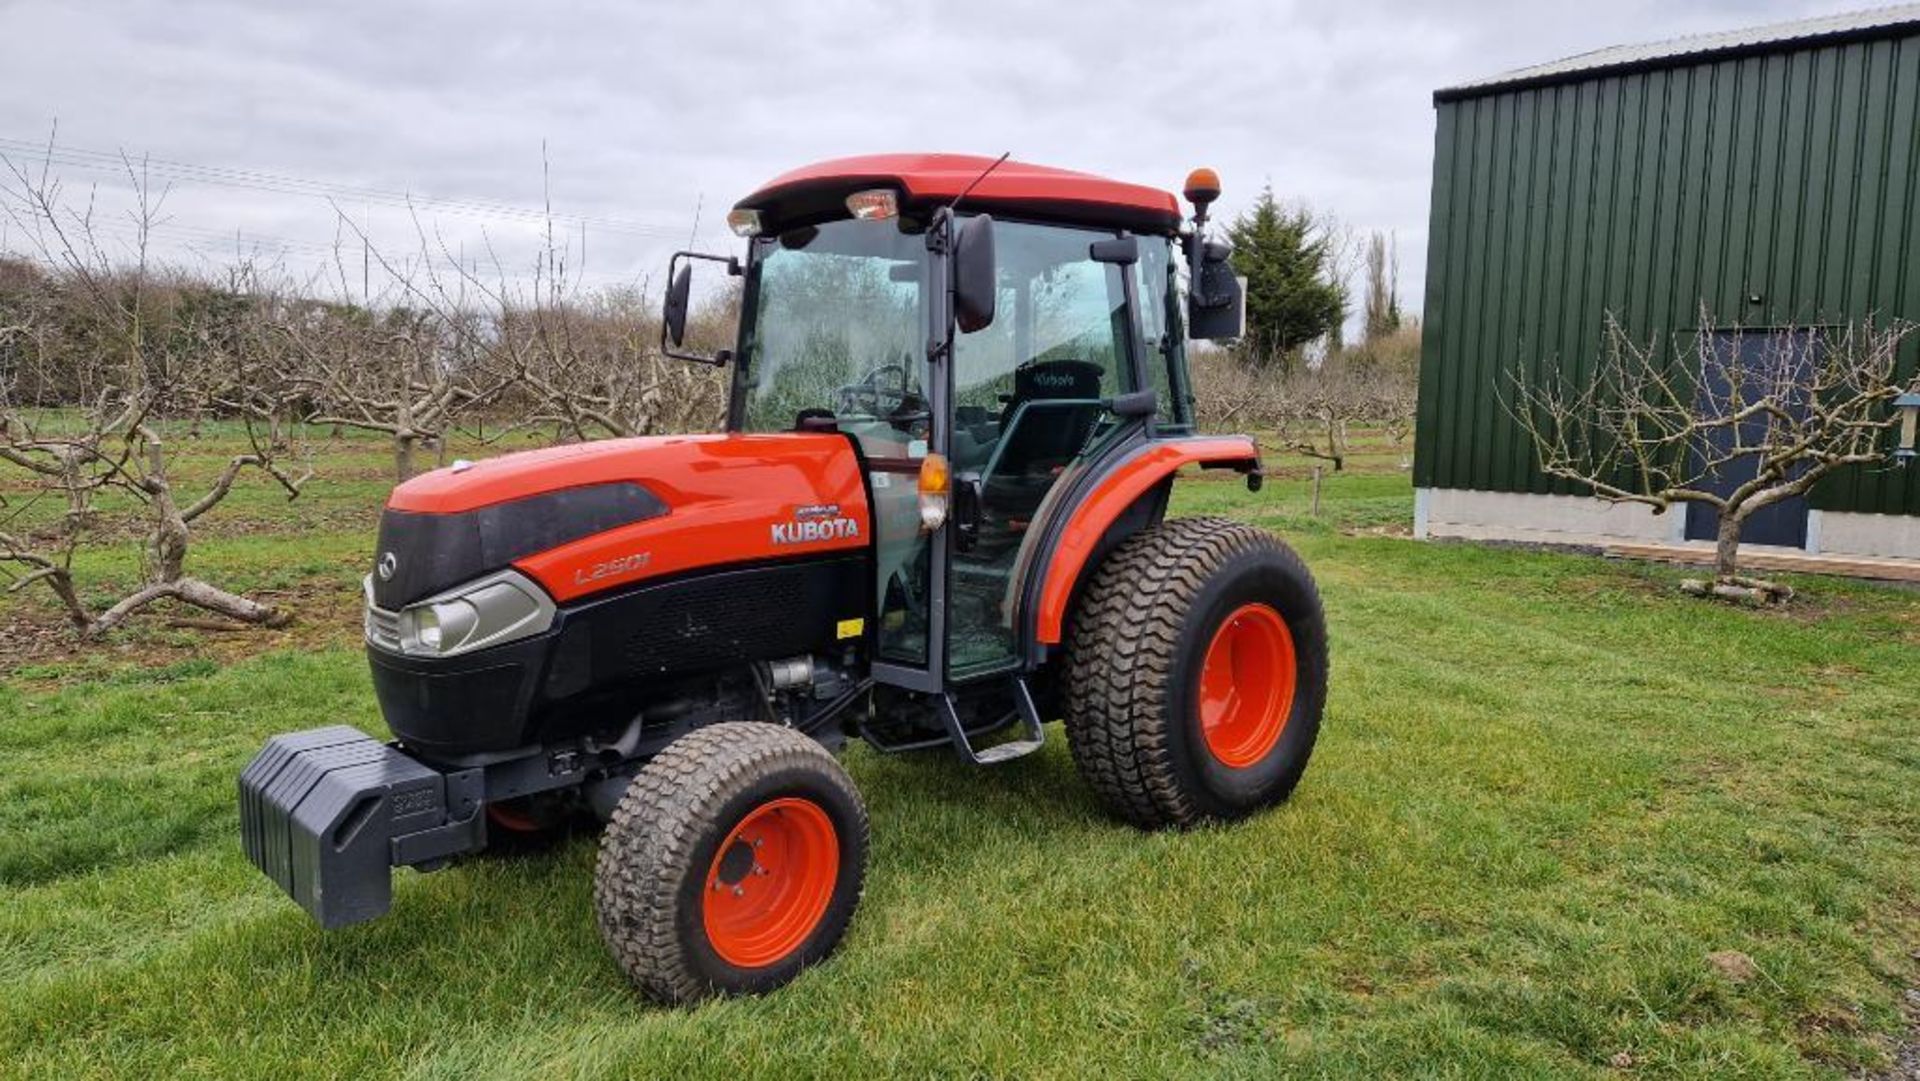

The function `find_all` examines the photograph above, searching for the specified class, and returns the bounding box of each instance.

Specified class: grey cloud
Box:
[0,0,1845,309]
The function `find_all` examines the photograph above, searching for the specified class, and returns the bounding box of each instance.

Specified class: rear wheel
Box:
[1063,517,1327,829]
[593,722,868,1003]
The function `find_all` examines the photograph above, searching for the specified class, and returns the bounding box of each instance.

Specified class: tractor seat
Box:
[979,359,1107,520]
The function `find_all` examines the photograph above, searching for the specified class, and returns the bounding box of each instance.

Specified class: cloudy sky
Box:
[0,0,1843,320]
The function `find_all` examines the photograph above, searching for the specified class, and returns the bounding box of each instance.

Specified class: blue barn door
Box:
[1683,330,1814,549]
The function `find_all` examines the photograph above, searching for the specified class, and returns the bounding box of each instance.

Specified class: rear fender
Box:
[1026,436,1261,646]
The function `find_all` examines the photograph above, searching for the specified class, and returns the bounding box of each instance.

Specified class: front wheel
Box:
[1063,517,1328,829]
[593,722,868,1004]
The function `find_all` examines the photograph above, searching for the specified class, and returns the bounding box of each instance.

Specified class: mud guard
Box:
[1028,436,1261,646]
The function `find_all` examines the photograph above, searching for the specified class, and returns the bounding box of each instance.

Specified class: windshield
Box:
[735,218,930,456]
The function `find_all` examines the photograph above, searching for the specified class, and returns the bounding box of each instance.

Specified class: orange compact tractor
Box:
[240,154,1328,1003]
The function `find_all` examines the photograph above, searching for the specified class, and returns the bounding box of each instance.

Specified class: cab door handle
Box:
[953,473,982,553]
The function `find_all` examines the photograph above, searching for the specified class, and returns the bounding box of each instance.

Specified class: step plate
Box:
[972,739,1045,765]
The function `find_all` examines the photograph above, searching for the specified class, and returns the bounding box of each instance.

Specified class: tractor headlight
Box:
[410,606,440,650]
[404,598,487,654]
[389,569,556,658]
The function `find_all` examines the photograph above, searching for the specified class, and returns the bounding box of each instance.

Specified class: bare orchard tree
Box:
[340,205,726,454]
[276,297,497,481]
[486,284,730,443]
[1189,347,1383,472]
[1370,370,1419,453]
[1188,344,1283,432]
[176,265,317,454]
[1510,311,1917,601]
[464,203,730,442]
[1342,321,1422,455]
[1274,363,1368,472]
[0,150,308,635]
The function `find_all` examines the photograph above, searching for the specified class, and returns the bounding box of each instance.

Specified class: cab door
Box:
[942,222,1141,679]
[726,221,940,688]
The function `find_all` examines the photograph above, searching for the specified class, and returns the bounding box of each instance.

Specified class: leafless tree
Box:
[1369,368,1419,451]
[1339,321,1421,459]
[485,283,731,444]
[0,147,309,635]
[1362,231,1401,344]
[1274,364,1363,472]
[1510,310,1917,600]
[1189,345,1283,431]
[475,203,731,442]
[331,199,727,456]
[275,295,499,480]
[259,221,524,481]
[1192,348,1412,475]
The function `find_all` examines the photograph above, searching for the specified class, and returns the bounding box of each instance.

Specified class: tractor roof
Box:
[734,153,1184,235]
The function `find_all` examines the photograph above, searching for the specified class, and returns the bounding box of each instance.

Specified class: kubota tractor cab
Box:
[240,154,1328,1003]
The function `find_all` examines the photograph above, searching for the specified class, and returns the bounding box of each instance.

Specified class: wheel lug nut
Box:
[732,886,745,897]
[752,865,767,876]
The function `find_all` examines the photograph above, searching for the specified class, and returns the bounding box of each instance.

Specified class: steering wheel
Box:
[835,359,930,429]
[835,363,910,416]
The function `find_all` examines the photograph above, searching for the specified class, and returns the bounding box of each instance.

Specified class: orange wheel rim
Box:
[702,797,839,968]
[1197,602,1297,769]
[486,802,546,834]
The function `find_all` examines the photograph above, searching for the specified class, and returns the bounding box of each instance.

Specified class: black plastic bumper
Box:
[365,554,869,763]
[367,635,551,761]
[238,726,485,929]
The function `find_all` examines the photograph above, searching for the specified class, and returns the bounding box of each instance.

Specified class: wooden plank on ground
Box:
[1605,541,1920,584]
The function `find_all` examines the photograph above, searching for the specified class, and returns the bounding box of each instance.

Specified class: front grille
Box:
[364,585,403,653]
[619,563,814,674]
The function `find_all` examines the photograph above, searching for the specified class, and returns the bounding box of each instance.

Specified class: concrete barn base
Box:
[1414,487,1920,578]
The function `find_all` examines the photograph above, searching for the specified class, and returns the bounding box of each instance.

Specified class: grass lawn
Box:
[2,427,1917,1078]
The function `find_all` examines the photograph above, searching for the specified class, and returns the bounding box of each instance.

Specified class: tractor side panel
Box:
[389,432,852,514]
[500,436,871,604]
[1028,436,1260,645]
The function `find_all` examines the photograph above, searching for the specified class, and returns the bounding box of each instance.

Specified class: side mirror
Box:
[660,250,741,365]
[663,263,692,347]
[1187,238,1245,342]
[1107,388,1158,418]
[1089,235,1138,265]
[953,214,997,334]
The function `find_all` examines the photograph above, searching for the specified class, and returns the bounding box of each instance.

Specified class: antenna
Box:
[947,151,1011,213]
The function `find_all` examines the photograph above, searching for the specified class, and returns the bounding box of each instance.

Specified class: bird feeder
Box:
[1898,391,1920,463]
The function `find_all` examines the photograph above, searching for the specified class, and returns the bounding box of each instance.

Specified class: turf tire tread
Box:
[592,722,866,1004]
[1062,516,1320,829]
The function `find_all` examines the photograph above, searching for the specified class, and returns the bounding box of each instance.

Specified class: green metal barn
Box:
[1414,6,1920,564]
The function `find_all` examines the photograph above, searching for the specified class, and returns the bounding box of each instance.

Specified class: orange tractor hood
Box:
[388,434,871,604]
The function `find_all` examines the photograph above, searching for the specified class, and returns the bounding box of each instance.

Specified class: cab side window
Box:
[1134,238,1191,430]
[949,221,1134,475]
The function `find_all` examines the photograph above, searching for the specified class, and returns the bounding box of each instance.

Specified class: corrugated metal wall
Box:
[1414,32,1920,516]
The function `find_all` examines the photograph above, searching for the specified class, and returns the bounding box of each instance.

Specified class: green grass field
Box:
[2,426,1917,1079]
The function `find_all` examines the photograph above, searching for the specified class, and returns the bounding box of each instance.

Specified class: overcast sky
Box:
[0,0,1844,323]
